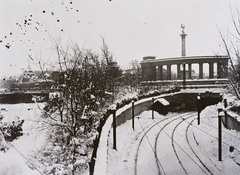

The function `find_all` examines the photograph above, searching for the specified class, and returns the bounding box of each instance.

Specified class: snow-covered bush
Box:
[0,129,8,152]
[35,123,95,174]
[0,116,24,146]
[222,93,240,115]
[115,86,180,109]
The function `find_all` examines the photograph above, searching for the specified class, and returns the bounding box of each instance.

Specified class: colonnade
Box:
[141,56,229,81]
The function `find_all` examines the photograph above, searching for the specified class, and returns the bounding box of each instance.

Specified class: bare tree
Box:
[100,37,122,100]
[218,7,240,99]
[121,60,142,92]
[130,59,142,88]
[34,39,114,174]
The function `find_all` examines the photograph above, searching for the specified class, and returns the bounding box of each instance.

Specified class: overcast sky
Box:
[0,0,240,77]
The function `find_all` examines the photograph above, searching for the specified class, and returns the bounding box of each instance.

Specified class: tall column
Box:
[199,63,203,79]
[177,64,181,79]
[188,63,192,79]
[209,62,214,79]
[181,25,187,84]
[180,24,187,57]
[167,64,171,80]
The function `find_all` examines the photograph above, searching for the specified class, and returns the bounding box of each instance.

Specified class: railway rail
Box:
[106,110,240,175]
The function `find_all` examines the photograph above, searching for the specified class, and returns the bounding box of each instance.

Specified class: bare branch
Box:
[230,6,240,37]
[218,28,236,73]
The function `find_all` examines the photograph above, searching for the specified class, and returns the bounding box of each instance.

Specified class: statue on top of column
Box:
[181,24,185,34]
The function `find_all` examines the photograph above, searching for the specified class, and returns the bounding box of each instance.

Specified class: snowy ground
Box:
[0,103,45,175]
[1,90,240,175]
[106,105,240,175]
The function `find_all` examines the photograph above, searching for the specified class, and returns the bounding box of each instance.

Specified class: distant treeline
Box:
[1,71,62,91]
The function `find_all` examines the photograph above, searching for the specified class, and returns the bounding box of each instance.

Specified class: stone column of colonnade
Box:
[188,63,192,79]
[158,65,162,80]
[209,62,214,79]
[167,64,171,80]
[199,63,203,79]
[177,64,181,79]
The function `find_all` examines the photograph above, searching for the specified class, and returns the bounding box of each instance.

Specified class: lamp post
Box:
[183,62,186,89]
[196,95,201,125]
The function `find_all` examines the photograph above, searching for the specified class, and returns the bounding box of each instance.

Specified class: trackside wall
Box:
[116,92,184,126]
[222,113,240,131]
[116,99,152,126]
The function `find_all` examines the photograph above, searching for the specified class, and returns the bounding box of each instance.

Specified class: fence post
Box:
[152,98,154,119]
[132,100,135,131]
[218,110,224,161]
[224,98,227,127]
[112,109,117,150]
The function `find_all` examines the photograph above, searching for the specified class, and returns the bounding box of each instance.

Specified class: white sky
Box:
[0,0,240,77]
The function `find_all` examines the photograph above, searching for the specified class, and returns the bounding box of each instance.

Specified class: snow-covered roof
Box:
[155,98,170,106]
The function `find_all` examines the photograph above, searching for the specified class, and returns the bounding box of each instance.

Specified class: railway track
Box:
[134,112,220,175]
[134,112,196,175]
[185,118,214,175]
[169,115,212,175]
[107,110,240,175]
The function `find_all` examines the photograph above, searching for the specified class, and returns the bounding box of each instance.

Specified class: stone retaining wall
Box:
[222,112,240,131]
